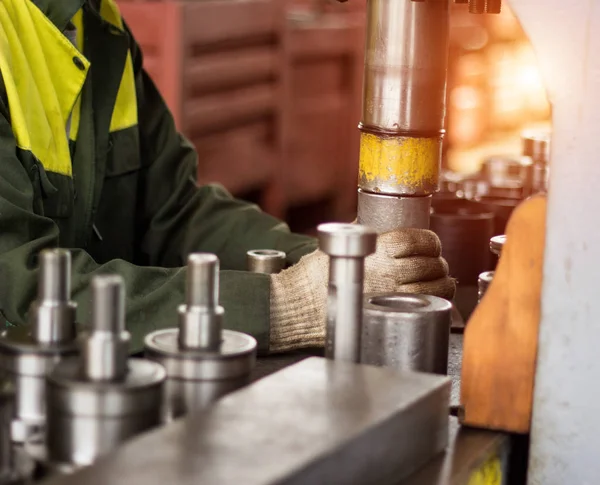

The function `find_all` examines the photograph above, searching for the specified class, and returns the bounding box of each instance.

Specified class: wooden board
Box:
[460,194,546,433]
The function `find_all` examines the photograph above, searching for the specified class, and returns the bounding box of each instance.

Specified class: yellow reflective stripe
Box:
[101,0,138,132]
[0,0,89,176]
[69,9,85,142]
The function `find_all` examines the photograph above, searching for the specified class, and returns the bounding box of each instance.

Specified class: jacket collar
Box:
[30,0,86,31]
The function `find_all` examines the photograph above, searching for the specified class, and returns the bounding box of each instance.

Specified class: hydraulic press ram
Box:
[353,0,501,232]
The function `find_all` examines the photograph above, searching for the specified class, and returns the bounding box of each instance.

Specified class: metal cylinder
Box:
[32,249,77,344]
[361,293,452,375]
[0,250,78,444]
[46,358,165,469]
[81,276,129,382]
[357,0,449,232]
[522,131,551,195]
[179,254,222,351]
[246,250,286,274]
[144,253,257,422]
[478,271,494,302]
[356,190,431,231]
[490,235,506,257]
[318,223,377,363]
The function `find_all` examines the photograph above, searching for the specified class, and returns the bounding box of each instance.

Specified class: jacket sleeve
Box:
[0,103,276,352]
[128,29,317,271]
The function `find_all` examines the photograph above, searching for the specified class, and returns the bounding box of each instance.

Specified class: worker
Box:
[0,0,454,354]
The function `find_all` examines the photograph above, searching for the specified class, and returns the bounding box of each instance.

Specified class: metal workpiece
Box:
[246,249,286,274]
[144,329,256,421]
[0,382,34,484]
[144,253,257,421]
[478,271,494,303]
[45,358,165,470]
[489,235,506,257]
[361,293,452,375]
[318,223,377,363]
[522,131,551,162]
[179,253,222,351]
[31,249,76,344]
[361,0,449,134]
[0,250,79,444]
[39,357,451,485]
[357,190,431,232]
[81,276,129,382]
[43,274,165,469]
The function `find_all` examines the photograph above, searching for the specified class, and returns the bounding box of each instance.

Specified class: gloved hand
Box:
[269,228,455,352]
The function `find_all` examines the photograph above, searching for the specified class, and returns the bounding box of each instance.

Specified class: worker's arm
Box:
[127,27,316,272]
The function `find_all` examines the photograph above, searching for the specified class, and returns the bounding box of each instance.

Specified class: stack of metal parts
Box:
[145,254,257,421]
[0,250,78,445]
[478,235,506,303]
[42,275,165,471]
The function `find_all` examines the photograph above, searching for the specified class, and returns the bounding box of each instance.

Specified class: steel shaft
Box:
[81,275,130,382]
[179,254,223,351]
[357,0,450,231]
[318,223,377,362]
[246,250,286,274]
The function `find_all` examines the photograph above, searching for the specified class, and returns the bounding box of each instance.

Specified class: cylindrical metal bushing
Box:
[45,275,165,469]
[478,271,495,303]
[145,330,256,422]
[430,199,495,285]
[0,249,78,443]
[46,359,165,469]
[361,293,452,375]
[490,235,506,257]
[145,253,257,421]
[357,190,432,232]
[318,223,377,363]
[522,131,551,195]
[246,250,286,274]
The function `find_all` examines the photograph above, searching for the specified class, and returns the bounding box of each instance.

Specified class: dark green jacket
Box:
[0,0,317,353]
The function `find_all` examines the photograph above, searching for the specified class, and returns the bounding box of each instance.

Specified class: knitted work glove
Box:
[269,228,455,352]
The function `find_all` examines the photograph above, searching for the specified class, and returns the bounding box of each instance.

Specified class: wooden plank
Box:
[460,194,546,433]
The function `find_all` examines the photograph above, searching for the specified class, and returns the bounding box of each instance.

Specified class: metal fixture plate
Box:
[40,357,450,485]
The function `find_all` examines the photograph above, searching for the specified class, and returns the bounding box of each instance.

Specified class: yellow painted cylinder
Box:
[358,132,442,196]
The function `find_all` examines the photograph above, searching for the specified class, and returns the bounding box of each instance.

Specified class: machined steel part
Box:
[145,253,257,421]
[246,250,286,274]
[45,275,165,469]
[522,131,551,194]
[318,223,377,362]
[478,271,495,303]
[490,235,506,257]
[0,249,78,443]
[361,293,452,375]
[357,190,432,231]
[36,357,451,485]
[357,0,450,232]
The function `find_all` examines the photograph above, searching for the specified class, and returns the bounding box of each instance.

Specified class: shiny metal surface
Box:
[82,276,129,382]
[39,357,450,485]
[145,254,256,421]
[246,250,286,274]
[478,271,494,303]
[0,249,79,444]
[145,329,256,421]
[179,254,222,351]
[357,190,431,231]
[31,249,76,344]
[489,235,506,256]
[46,358,165,469]
[522,131,551,162]
[318,223,377,362]
[362,0,449,133]
[361,293,452,374]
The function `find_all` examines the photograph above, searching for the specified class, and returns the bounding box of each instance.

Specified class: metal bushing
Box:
[361,293,452,375]
[357,190,432,232]
[430,199,495,285]
[318,223,377,362]
[0,249,78,443]
[45,275,165,469]
[490,235,506,257]
[478,271,495,303]
[246,250,286,275]
[522,131,551,163]
[145,254,257,422]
